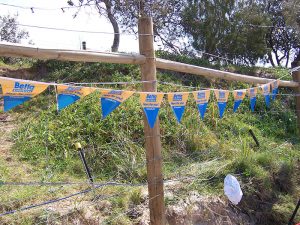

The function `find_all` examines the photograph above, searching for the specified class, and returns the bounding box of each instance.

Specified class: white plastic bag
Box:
[224,174,243,205]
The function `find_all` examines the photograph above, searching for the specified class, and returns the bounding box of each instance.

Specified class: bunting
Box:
[233,90,246,112]
[214,90,230,118]
[193,90,210,119]
[247,87,258,112]
[261,83,271,108]
[0,77,48,112]
[57,85,95,111]
[271,80,279,100]
[140,93,164,128]
[167,92,189,123]
[0,76,282,122]
[100,90,134,119]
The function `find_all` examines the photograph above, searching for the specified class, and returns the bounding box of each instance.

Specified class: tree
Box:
[181,0,299,67]
[283,0,300,66]
[0,14,29,63]
[115,0,185,53]
[68,0,120,52]
[0,14,29,43]
[68,0,185,53]
[181,0,268,65]
[262,0,299,67]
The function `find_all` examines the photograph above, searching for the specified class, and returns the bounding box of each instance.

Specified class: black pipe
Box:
[75,143,94,184]
[288,198,300,225]
[249,129,260,147]
[82,41,86,50]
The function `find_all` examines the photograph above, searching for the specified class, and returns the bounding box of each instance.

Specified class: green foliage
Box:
[181,0,267,65]
[129,188,143,206]
[0,14,30,64]
[181,0,299,66]
[3,59,299,225]
[0,14,29,43]
[32,60,140,83]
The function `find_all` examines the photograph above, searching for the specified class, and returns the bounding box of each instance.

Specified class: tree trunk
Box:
[268,52,276,67]
[285,51,290,68]
[292,50,300,68]
[103,0,120,52]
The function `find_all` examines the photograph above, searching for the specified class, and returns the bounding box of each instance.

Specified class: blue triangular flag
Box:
[143,107,160,128]
[197,103,208,119]
[233,100,243,113]
[217,102,227,118]
[250,97,256,112]
[171,106,185,123]
[264,94,270,108]
[271,88,278,100]
[101,98,121,119]
[58,94,80,111]
[4,96,31,112]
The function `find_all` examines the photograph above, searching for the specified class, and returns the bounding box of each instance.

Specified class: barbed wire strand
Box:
[0,163,231,218]
[158,81,300,96]
[0,181,146,217]
[34,191,125,225]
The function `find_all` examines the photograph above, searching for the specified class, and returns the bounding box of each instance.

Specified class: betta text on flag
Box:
[0,77,49,112]
[13,82,35,93]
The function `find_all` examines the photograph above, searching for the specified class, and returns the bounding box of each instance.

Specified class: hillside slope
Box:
[0,57,299,224]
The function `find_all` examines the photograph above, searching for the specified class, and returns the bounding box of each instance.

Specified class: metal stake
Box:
[75,142,94,184]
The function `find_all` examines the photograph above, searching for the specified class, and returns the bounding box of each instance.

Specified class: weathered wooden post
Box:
[138,17,166,225]
[292,61,300,132]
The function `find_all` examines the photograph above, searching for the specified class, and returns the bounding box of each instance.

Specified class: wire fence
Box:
[0,58,299,224]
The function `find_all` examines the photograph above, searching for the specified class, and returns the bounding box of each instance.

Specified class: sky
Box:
[0,0,141,53]
[0,1,292,68]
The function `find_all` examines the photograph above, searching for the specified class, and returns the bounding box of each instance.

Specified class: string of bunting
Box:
[0,76,280,128]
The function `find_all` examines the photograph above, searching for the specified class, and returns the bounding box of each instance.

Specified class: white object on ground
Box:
[224,174,243,205]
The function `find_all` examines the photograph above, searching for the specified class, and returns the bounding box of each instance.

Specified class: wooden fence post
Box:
[292,62,300,133]
[138,17,166,225]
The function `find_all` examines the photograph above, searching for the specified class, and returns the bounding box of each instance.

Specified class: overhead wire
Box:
[1,1,298,66]
[15,23,152,36]
[247,23,293,29]
[1,2,243,61]
[0,2,95,11]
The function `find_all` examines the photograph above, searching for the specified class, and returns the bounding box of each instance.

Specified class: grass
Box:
[0,56,300,224]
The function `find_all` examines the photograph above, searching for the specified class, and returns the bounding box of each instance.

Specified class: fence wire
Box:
[0,78,299,224]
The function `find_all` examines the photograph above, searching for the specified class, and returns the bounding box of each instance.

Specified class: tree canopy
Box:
[66,0,299,66]
[0,14,29,43]
[181,0,299,66]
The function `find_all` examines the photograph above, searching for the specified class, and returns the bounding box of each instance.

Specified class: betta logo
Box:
[66,86,82,92]
[197,92,205,99]
[219,91,225,98]
[173,94,182,101]
[109,90,122,95]
[237,91,243,96]
[146,94,157,102]
[13,82,35,93]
